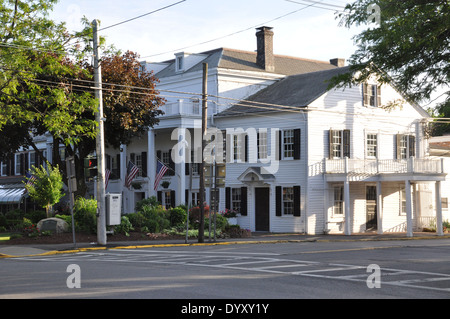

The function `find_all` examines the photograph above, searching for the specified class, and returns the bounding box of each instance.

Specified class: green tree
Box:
[330,0,449,117]
[0,3,165,197]
[25,162,65,218]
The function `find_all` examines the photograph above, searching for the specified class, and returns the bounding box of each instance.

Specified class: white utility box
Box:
[106,193,122,226]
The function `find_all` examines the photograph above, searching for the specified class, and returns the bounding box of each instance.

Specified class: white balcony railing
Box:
[159,100,202,117]
[324,157,444,175]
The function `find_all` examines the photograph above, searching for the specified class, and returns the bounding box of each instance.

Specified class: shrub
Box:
[115,216,134,236]
[139,205,170,233]
[73,197,97,234]
[135,196,159,212]
[169,206,187,227]
[205,213,229,232]
[25,210,47,224]
[127,212,147,230]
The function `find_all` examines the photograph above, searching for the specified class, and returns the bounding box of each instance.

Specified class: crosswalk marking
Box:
[12,249,450,293]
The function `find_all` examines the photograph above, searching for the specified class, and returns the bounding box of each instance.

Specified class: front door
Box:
[366,186,377,230]
[255,188,270,231]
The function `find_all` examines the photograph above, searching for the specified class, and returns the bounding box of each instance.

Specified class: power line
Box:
[140,1,336,59]
[98,0,187,32]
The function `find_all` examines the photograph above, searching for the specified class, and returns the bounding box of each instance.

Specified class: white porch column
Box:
[405,180,413,237]
[344,157,351,235]
[120,144,130,213]
[377,181,383,234]
[174,128,186,206]
[435,181,443,236]
[147,128,156,198]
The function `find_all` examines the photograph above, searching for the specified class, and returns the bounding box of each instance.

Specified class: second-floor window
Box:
[366,133,378,158]
[396,134,415,159]
[329,129,350,159]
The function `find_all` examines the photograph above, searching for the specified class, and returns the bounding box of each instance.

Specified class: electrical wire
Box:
[97,0,187,32]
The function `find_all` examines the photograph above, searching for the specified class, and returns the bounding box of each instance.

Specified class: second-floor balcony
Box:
[324,157,446,181]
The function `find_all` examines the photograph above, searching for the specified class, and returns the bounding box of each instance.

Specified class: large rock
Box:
[36,218,69,234]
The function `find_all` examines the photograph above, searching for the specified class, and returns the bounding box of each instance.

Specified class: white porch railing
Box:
[324,157,444,175]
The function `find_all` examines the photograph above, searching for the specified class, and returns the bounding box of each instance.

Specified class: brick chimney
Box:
[330,58,346,67]
[256,26,275,72]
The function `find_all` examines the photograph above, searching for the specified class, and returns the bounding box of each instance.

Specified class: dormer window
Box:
[175,54,184,73]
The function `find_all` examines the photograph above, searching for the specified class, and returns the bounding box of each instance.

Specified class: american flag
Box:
[125,161,139,188]
[105,169,111,190]
[154,160,168,190]
[24,172,37,194]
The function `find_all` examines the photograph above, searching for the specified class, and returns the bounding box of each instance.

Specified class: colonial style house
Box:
[5,26,444,236]
[215,67,447,236]
[100,26,448,236]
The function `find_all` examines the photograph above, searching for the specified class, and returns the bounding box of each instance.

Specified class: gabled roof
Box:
[216,66,351,117]
[154,48,337,78]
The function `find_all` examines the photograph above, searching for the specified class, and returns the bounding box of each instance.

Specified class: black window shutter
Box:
[141,152,147,177]
[106,154,111,171]
[293,186,301,217]
[244,135,249,162]
[20,153,25,175]
[293,129,301,160]
[115,154,121,179]
[343,129,351,158]
[409,135,415,158]
[170,190,176,208]
[396,135,402,159]
[168,149,175,176]
[185,189,189,205]
[329,130,334,159]
[157,191,162,205]
[240,187,247,216]
[225,187,231,210]
[276,186,282,216]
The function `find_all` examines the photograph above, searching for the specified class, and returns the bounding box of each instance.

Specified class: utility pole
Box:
[92,19,107,245]
[198,63,208,243]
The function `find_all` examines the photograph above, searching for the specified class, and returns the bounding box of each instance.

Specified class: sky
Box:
[50,0,358,63]
[49,0,446,109]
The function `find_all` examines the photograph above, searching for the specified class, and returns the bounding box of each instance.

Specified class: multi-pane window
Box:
[15,154,21,175]
[135,154,143,177]
[231,188,241,213]
[366,134,377,158]
[363,83,381,107]
[397,134,415,160]
[283,187,294,215]
[28,152,36,170]
[233,135,242,162]
[162,151,170,166]
[400,186,407,215]
[164,190,172,208]
[331,130,342,158]
[1,161,7,176]
[283,130,294,159]
[258,131,268,160]
[333,186,344,215]
[329,129,350,159]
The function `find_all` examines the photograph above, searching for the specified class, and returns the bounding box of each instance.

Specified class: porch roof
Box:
[0,184,27,204]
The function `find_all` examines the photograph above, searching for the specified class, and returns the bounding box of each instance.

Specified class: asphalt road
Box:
[1,239,450,303]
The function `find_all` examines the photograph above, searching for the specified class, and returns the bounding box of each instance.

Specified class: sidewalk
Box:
[1,232,449,258]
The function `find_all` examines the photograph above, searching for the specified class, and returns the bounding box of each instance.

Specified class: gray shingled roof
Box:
[155,48,337,78]
[215,66,351,117]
